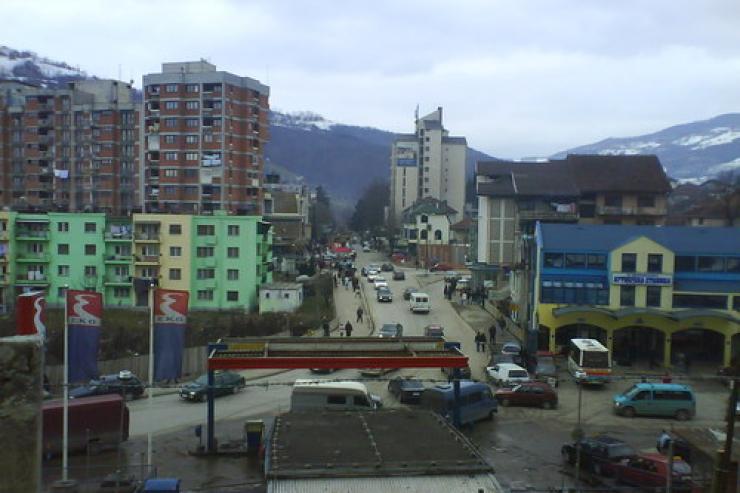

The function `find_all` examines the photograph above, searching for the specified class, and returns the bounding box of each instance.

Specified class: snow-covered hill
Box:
[0,46,87,86]
[554,113,740,180]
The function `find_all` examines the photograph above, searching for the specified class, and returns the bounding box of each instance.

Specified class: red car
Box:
[429,263,454,272]
[494,382,558,409]
[614,453,694,491]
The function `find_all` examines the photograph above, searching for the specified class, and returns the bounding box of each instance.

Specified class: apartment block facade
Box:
[141,61,270,215]
[0,211,272,312]
[0,80,139,214]
[390,107,467,224]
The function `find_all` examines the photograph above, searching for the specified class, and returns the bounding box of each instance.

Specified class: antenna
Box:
[414,104,419,122]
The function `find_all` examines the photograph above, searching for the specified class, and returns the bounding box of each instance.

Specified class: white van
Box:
[290,379,382,411]
[409,292,431,313]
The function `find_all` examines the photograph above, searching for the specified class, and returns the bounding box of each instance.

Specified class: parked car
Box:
[376,287,393,302]
[486,363,530,387]
[533,351,559,387]
[392,270,406,280]
[613,383,696,420]
[179,371,246,402]
[381,263,394,272]
[403,287,419,300]
[378,323,403,338]
[367,271,381,282]
[494,382,558,409]
[310,368,338,374]
[69,370,145,400]
[360,367,397,377]
[561,435,637,477]
[429,263,454,272]
[387,377,425,404]
[421,381,497,425]
[613,453,693,489]
[490,352,526,368]
[501,342,522,356]
[441,364,472,380]
[362,245,371,252]
[374,280,389,290]
[424,324,445,337]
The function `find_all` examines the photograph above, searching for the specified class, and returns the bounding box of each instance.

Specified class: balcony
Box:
[135,254,160,265]
[104,275,133,286]
[104,231,133,241]
[134,232,160,242]
[15,230,50,241]
[597,205,665,217]
[518,210,579,222]
[0,274,9,284]
[16,253,51,263]
[16,273,49,285]
[104,254,133,264]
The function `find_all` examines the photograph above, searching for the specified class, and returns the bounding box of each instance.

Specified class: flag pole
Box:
[147,282,155,475]
[62,285,69,482]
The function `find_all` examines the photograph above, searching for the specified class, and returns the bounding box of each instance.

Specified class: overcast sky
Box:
[5,0,740,158]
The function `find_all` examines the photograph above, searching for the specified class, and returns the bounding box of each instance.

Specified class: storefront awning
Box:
[552,306,740,324]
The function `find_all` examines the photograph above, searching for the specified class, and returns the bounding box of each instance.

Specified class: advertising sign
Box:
[16,291,46,340]
[611,273,673,286]
[66,290,103,382]
[396,146,417,167]
[153,289,189,381]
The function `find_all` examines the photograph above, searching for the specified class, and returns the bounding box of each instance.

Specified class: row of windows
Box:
[46,243,241,258]
[163,135,200,144]
[58,287,239,302]
[543,253,607,270]
[546,251,740,274]
[675,256,740,273]
[164,100,201,110]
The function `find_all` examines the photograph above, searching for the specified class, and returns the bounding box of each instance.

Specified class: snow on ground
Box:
[673,127,740,150]
[0,45,86,79]
[271,110,335,131]
[597,141,661,155]
[707,157,740,174]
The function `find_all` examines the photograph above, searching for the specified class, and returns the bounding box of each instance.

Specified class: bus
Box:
[568,338,611,385]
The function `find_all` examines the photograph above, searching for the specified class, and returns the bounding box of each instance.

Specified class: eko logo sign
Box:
[611,273,673,286]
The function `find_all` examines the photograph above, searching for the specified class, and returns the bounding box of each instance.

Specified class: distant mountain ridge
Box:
[554,113,740,181]
[0,46,88,86]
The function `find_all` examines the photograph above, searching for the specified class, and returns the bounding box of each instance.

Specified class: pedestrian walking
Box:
[474,332,483,352]
[443,284,449,299]
[322,320,330,337]
[344,320,353,337]
[461,291,468,306]
[356,306,364,323]
[479,332,487,352]
[489,324,497,346]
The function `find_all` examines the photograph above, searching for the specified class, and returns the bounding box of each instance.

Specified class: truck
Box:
[42,394,129,457]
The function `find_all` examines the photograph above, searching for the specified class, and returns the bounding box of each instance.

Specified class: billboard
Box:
[153,289,189,381]
[396,146,417,167]
[66,290,103,383]
[16,291,46,340]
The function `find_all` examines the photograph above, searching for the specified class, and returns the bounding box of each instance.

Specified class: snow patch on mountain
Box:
[596,141,661,155]
[708,157,740,174]
[271,110,335,131]
[673,127,740,150]
[0,46,87,84]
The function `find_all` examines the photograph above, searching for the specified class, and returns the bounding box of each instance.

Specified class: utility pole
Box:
[666,437,674,493]
[573,382,584,490]
[712,379,738,493]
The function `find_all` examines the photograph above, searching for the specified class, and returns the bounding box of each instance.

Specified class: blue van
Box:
[421,381,497,425]
[613,383,696,421]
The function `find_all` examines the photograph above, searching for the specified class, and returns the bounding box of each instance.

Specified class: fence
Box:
[46,345,209,387]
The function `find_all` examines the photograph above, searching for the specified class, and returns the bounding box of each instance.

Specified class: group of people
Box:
[442,283,487,307]
[474,323,498,352]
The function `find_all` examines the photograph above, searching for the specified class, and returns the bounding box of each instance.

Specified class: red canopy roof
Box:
[333,246,352,253]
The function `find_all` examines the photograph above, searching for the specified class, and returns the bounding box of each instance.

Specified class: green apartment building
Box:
[0,211,271,312]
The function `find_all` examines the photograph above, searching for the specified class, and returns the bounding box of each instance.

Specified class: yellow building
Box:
[534,223,740,368]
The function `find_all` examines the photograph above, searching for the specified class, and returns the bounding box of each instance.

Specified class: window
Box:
[186,118,199,128]
[57,287,67,298]
[169,224,182,235]
[434,229,442,241]
[164,135,176,144]
[197,268,215,279]
[420,214,428,223]
[697,256,724,272]
[734,296,740,311]
[58,244,69,255]
[727,258,740,273]
[196,246,214,257]
[647,254,663,273]
[185,84,199,93]
[169,268,181,280]
[544,253,564,268]
[675,256,695,272]
[85,244,96,255]
[164,101,178,110]
[227,291,238,301]
[165,84,178,93]
[58,222,69,232]
[164,118,177,128]
[185,135,199,144]
[646,286,662,307]
[164,152,177,160]
[565,254,586,269]
[327,395,346,405]
[197,290,214,301]
[604,194,622,207]
[84,266,97,276]
[113,287,130,298]
[84,222,97,233]
[169,246,182,257]
[185,152,198,161]
[579,204,595,218]
[637,195,656,208]
[621,253,636,272]
[420,229,428,240]
[227,247,239,258]
[227,269,239,280]
[227,225,239,236]
[587,254,606,269]
[164,169,177,177]
[197,224,215,236]
[58,265,69,276]
[620,285,635,306]
[673,294,727,309]
[186,101,199,110]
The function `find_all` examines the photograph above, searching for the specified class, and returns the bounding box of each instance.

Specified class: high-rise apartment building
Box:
[141,61,270,215]
[389,107,467,224]
[0,80,139,214]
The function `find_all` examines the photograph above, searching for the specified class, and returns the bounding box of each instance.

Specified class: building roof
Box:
[477,154,671,197]
[269,474,502,493]
[450,217,473,231]
[537,223,740,256]
[267,410,493,480]
[401,197,457,222]
[261,283,302,291]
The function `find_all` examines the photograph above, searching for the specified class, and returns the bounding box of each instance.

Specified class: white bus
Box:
[567,338,611,385]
